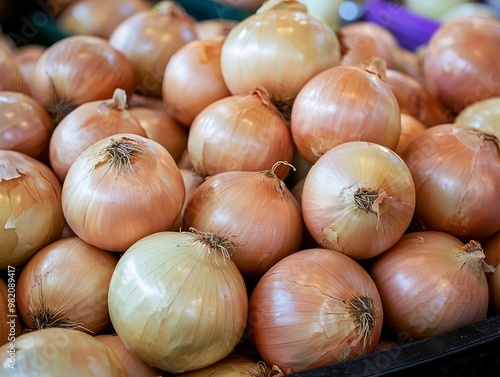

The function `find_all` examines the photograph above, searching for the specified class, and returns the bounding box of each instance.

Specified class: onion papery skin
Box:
[16,237,118,334]
[31,35,134,123]
[220,2,341,110]
[175,353,270,376]
[187,90,294,180]
[291,62,401,164]
[0,279,21,346]
[109,1,198,98]
[0,46,28,94]
[182,168,303,281]
[128,106,188,162]
[58,0,151,39]
[302,141,416,259]
[49,89,147,182]
[108,230,248,373]
[454,96,500,139]
[248,248,383,373]
[62,134,185,252]
[0,91,54,158]
[395,113,427,157]
[401,124,500,240]
[162,38,231,127]
[96,334,168,377]
[370,231,489,341]
[0,328,128,376]
[385,68,452,127]
[0,150,64,269]
[423,16,500,112]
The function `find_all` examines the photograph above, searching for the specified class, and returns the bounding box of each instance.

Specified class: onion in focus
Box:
[454,96,500,138]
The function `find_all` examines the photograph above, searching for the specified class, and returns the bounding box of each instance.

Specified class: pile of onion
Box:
[0,150,64,269]
[248,248,383,373]
[291,59,401,164]
[402,124,500,240]
[302,141,415,259]
[62,134,185,252]
[183,161,303,281]
[109,0,198,97]
[108,229,248,373]
[370,231,491,341]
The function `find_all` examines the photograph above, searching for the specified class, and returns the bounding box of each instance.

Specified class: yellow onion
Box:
[0,328,128,376]
[291,59,401,164]
[248,248,383,373]
[454,96,500,139]
[220,0,340,115]
[402,124,500,240]
[0,150,64,269]
[176,353,271,376]
[370,231,490,341]
[484,232,500,276]
[128,105,188,162]
[195,19,238,40]
[183,162,303,281]
[385,68,452,127]
[49,88,146,182]
[109,0,198,97]
[58,0,151,39]
[302,141,416,259]
[162,38,231,127]
[31,35,134,123]
[424,16,500,112]
[0,46,28,94]
[96,334,168,377]
[62,134,185,252]
[0,278,22,346]
[0,91,54,158]
[13,45,46,96]
[169,168,205,231]
[187,89,294,180]
[108,230,248,373]
[395,113,427,156]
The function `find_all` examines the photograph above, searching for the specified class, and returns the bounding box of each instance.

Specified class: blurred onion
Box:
[454,96,500,138]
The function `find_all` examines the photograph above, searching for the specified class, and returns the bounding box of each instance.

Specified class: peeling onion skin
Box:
[0,328,128,376]
[370,231,490,341]
[108,231,248,373]
[302,141,416,259]
[62,134,185,252]
[424,16,500,113]
[291,61,401,164]
[402,124,500,240]
[0,150,65,269]
[248,248,383,373]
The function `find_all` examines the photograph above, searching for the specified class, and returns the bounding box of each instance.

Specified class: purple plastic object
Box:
[364,0,441,51]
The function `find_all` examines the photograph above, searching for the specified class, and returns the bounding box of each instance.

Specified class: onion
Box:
[96,334,168,377]
[183,162,303,281]
[248,248,383,373]
[162,38,231,127]
[454,96,500,139]
[13,45,46,96]
[385,68,452,127]
[31,35,135,123]
[16,237,118,334]
[483,231,500,277]
[0,328,127,375]
[0,91,54,158]
[370,231,490,341]
[62,134,185,252]
[297,0,343,30]
[424,16,500,112]
[404,0,470,19]
[0,46,28,94]
[187,89,294,180]
[49,88,147,181]
[291,59,401,164]
[170,168,205,231]
[175,353,271,376]
[108,230,248,373]
[58,0,151,39]
[401,124,500,240]
[0,278,21,346]
[0,150,64,269]
[395,113,427,156]
[195,19,238,40]
[128,105,188,162]
[220,0,341,115]
[302,141,415,259]
[109,0,198,97]
[440,3,499,23]
[489,266,500,315]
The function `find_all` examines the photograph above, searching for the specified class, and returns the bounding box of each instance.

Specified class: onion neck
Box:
[460,240,495,275]
[108,88,128,111]
[101,137,146,170]
[262,161,295,194]
[360,57,387,82]
[190,228,234,261]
